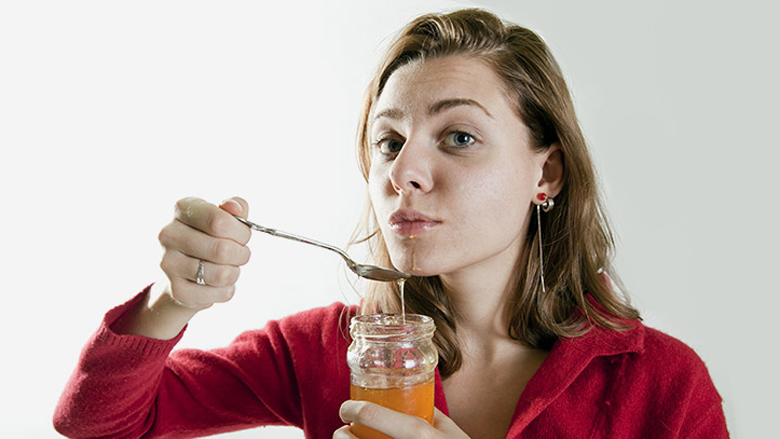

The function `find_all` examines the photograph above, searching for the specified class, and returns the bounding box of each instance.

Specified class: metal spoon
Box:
[233,216,410,282]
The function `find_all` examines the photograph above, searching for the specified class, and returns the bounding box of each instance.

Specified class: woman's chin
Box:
[387,245,442,277]
[390,259,437,277]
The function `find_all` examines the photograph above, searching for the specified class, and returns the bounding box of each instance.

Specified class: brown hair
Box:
[351,9,640,379]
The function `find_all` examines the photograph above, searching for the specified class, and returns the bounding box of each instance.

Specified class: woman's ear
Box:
[538,142,564,198]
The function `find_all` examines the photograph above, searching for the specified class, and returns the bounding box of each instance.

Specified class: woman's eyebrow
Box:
[429,98,493,118]
[373,108,404,123]
[372,98,493,124]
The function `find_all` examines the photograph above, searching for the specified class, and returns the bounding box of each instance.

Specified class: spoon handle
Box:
[232,216,352,263]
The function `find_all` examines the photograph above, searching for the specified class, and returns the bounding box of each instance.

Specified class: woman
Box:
[54,9,728,438]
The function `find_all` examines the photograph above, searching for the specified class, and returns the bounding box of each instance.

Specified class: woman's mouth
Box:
[388,209,440,237]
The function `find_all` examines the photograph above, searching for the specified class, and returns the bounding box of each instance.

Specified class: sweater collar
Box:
[432,319,646,433]
[505,319,645,435]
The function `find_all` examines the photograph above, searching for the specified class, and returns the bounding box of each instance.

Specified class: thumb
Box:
[433,408,469,437]
[220,196,249,218]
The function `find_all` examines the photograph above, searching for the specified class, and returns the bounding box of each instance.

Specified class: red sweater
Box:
[54,288,728,438]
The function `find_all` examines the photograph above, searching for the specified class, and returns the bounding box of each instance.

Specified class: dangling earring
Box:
[536,193,555,293]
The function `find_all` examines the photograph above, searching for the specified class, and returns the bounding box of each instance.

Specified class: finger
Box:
[168,276,236,309]
[434,407,448,426]
[432,408,469,437]
[174,197,251,245]
[219,196,248,218]
[339,400,434,439]
[160,250,242,288]
[332,425,358,439]
[163,253,237,307]
[159,220,251,266]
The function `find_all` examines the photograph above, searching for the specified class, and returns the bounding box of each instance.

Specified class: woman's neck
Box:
[439,248,522,347]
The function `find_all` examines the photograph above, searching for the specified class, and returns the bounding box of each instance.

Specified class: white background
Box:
[1,1,777,437]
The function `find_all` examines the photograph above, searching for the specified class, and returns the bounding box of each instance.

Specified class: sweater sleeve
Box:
[53,288,186,438]
[680,402,729,438]
[675,354,730,438]
[54,287,353,439]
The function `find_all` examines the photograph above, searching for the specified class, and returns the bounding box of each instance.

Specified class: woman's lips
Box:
[388,209,440,236]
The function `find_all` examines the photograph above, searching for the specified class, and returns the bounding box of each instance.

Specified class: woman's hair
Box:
[351,8,640,379]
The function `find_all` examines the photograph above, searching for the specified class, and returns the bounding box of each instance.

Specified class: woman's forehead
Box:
[371,56,514,126]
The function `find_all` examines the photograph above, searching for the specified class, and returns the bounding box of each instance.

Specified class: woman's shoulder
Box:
[568,317,714,381]
[615,322,720,396]
[639,324,705,364]
[628,323,714,380]
[624,324,726,427]
[559,321,727,435]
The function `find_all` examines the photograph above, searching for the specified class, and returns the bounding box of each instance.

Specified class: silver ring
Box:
[196,260,206,285]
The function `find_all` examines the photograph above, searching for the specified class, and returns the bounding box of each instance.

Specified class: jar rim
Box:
[350,313,435,338]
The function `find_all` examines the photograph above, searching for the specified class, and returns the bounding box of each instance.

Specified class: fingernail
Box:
[221,198,242,213]
[339,400,357,422]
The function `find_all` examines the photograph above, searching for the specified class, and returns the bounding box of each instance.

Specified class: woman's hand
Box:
[334,401,470,439]
[158,196,252,310]
[111,196,252,339]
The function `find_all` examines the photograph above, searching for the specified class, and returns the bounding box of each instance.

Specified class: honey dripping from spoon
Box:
[409,234,420,272]
[396,234,419,324]
[396,278,406,324]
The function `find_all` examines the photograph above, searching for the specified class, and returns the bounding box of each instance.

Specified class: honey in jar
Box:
[347,313,438,439]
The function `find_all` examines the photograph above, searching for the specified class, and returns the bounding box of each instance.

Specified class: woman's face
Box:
[368,55,550,278]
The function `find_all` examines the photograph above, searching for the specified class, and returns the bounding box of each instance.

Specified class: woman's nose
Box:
[388,139,433,195]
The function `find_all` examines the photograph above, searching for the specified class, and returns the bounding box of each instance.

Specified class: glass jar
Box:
[347,314,438,439]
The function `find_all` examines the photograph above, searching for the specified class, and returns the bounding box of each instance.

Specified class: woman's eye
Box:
[444,131,476,148]
[376,138,404,155]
